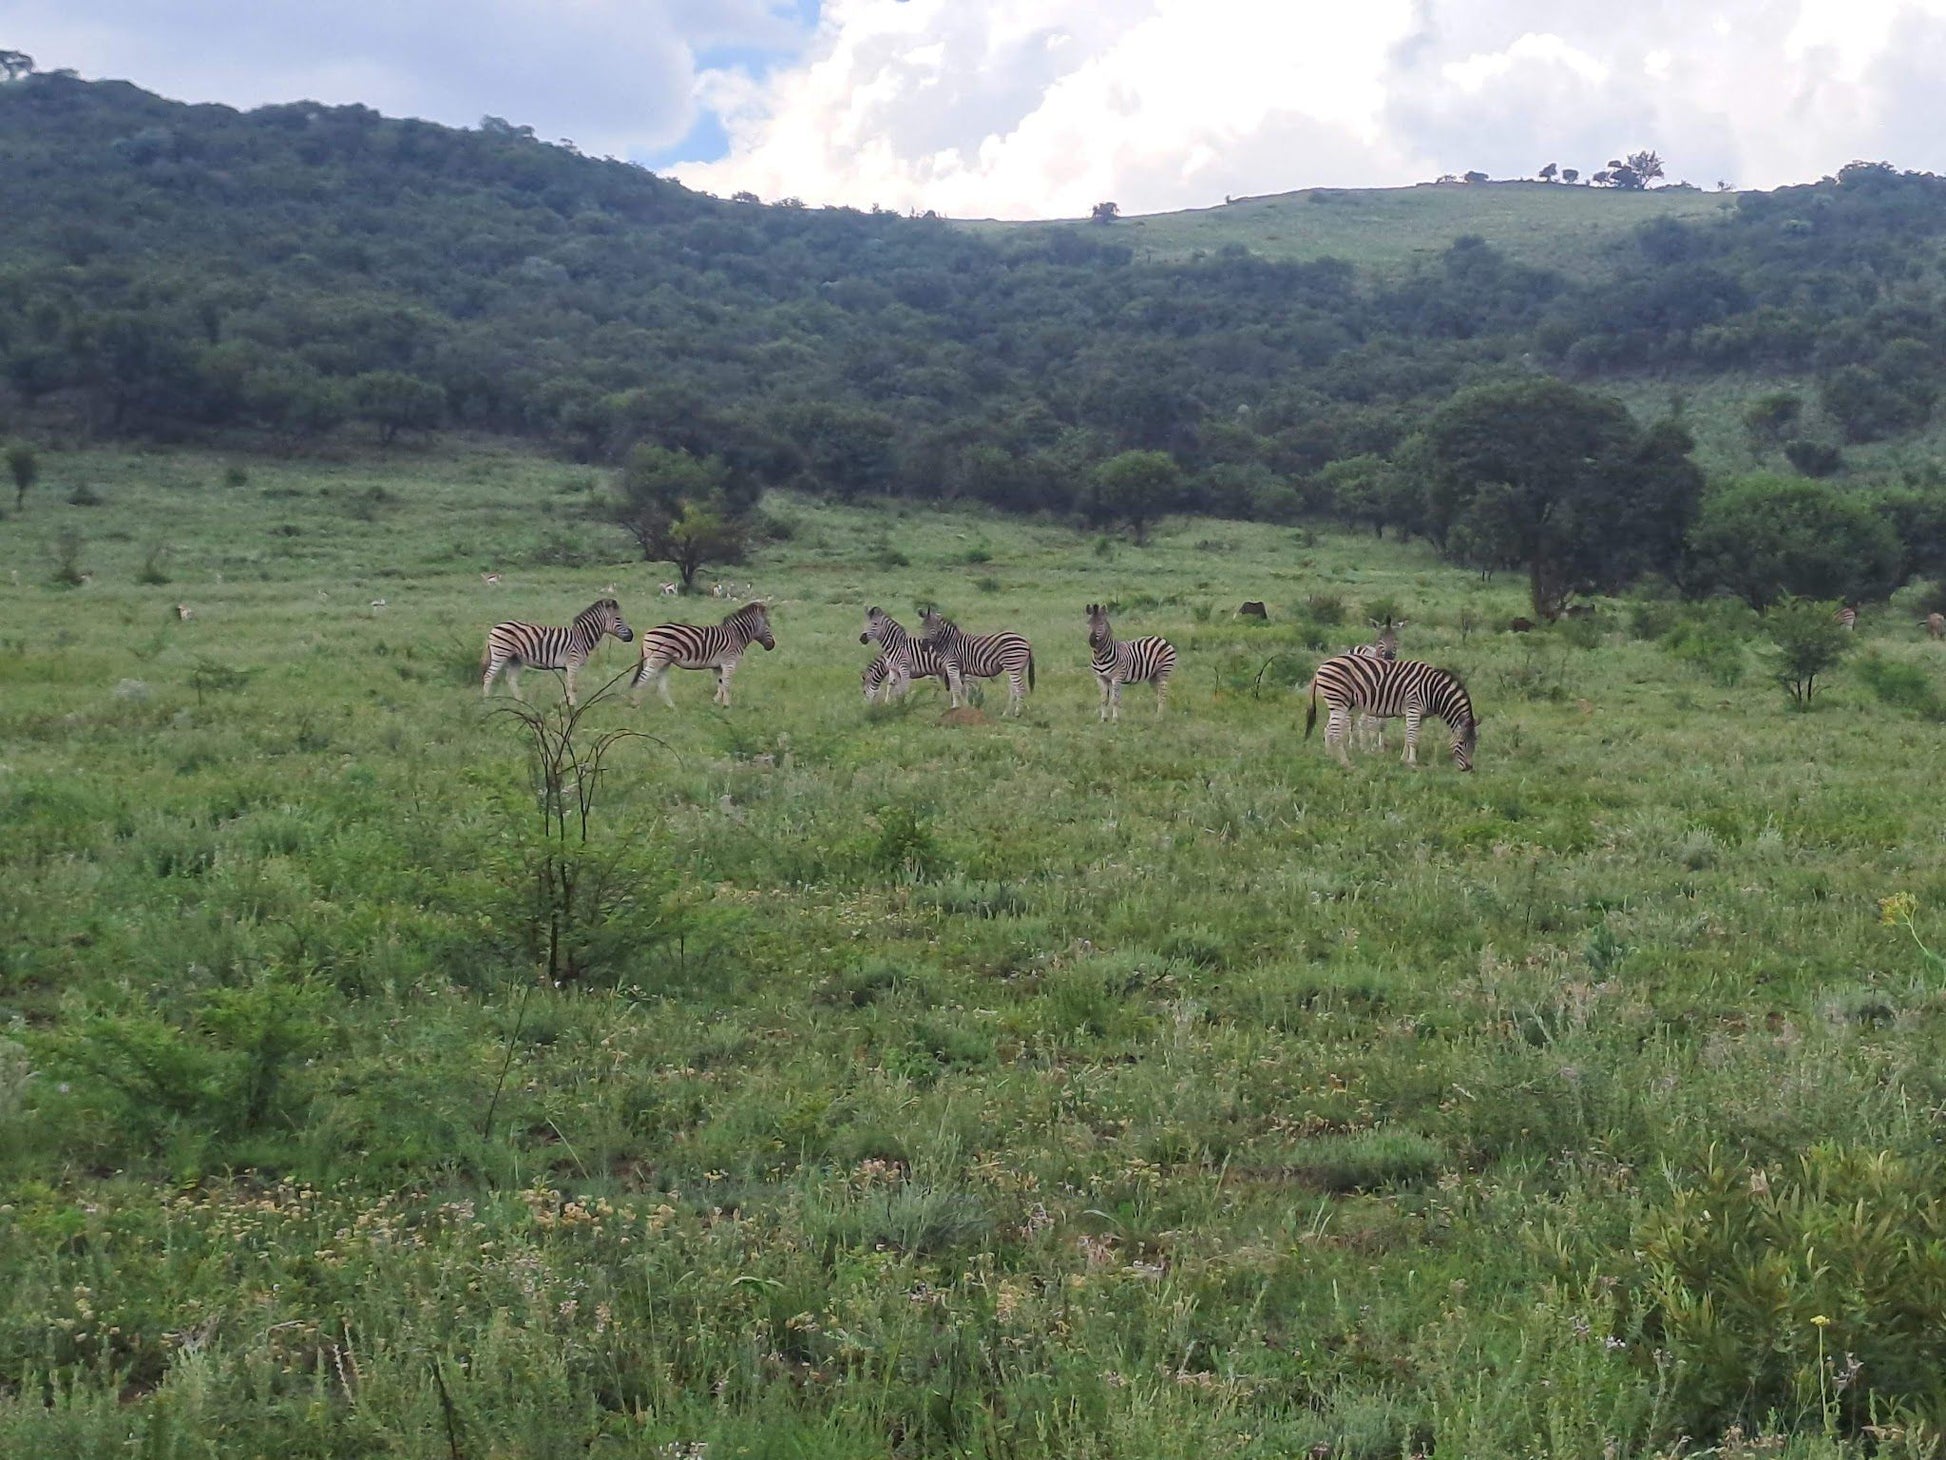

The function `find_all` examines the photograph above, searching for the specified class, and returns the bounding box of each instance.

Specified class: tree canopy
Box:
[1685,474,1904,609]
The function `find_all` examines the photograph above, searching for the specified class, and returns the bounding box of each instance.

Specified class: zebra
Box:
[1086,603,1176,720]
[1305,653,1478,771]
[630,600,775,708]
[1836,604,1859,632]
[862,643,950,704]
[482,598,634,705]
[1348,617,1406,749]
[860,607,948,704]
[917,608,1035,716]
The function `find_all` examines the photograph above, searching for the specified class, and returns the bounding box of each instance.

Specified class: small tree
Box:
[1463,170,1490,185]
[1562,167,1580,184]
[1686,474,1901,608]
[603,444,748,589]
[1087,450,1179,544]
[1626,150,1666,187]
[0,50,32,82]
[1767,597,1849,708]
[349,371,446,446]
[1538,162,1559,182]
[6,442,37,512]
[1091,201,1120,224]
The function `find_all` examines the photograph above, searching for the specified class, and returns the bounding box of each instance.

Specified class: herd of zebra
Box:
[480,597,1483,768]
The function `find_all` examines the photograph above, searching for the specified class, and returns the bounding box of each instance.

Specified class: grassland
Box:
[4,445,1946,1456]
[962,182,1737,274]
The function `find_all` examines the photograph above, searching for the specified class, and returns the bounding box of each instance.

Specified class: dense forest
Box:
[2,68,1946,607]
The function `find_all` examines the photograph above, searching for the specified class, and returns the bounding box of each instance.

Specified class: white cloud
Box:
[0,0,807,158]
[676,0,1946,216]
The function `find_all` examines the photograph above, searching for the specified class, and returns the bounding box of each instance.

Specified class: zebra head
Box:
[1086,603,1113,650]
[917,607,951,645]
[729,600,775,650]
[1455,715,1479,772]
[861,605,895,647]
[1369,617,1405,660]
[580,598,634,643]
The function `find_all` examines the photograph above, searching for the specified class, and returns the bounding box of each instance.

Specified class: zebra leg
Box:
[506,666,524,702]
[482,653,503,698]
[1097,672,1111,722]
[1402,709,1422,765]
[945,665,965,709]
[1325,706,1354,767]
[564,664,578,708]
[1154,671,1170,716]
[1109,678,1123,723]
[1008,670,1025,716]
[890,666,911,702]
[713,667,729,707]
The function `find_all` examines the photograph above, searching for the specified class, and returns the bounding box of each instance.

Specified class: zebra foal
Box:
[917,608,1035,716]
[1306,653,1478,771]
[481,598,633,705]
[1086,603,1176,720]
[1348,617,1406,750]
[630,601,775,708]
[859,607,948,704]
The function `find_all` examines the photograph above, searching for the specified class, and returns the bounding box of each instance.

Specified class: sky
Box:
[9,0,1946,218]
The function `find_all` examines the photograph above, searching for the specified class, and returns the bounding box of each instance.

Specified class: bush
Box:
[1766,596,1849,707]
[1634,1144,1946,1439]
[1856,653,1946,719]
[1659,618,1748,686]
[1687,473,1901,608]
[1305,592,1346,625]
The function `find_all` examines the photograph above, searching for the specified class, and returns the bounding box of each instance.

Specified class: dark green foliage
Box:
[1687,474,1903,608]
[1411,380,1703,617]
[1085,450,1180,543]
[604,445,750,588]
[1741,390,1801,447]
[1782,438,1843,477]
[348,369,446,446]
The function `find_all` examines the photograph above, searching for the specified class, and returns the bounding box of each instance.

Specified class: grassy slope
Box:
[2,445,1946,1453]
[962,181,1737,273]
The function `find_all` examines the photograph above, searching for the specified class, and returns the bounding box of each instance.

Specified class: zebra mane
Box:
[724,600,768,625]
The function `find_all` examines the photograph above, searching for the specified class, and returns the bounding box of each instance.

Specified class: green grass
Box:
[964,181,1737,275]
[4,443,1946,1455]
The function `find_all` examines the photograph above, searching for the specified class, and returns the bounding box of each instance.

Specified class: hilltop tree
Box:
[603,444,748,588]
[1091,201,1120,224]
[1538,162,1559,182]
[1086,450,1179,543]
[1463,170,1490,185]
[6,442,37,511]
[1411,378,1704,618]
[1562,167,1580,184]
[0,50,32,82]
[1627,150,1666,186]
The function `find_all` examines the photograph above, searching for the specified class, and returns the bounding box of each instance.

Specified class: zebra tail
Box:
[1304,678,1318,739]
[1027,651,1036,692]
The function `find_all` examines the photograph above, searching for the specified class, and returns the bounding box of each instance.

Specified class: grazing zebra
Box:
[482,597,634,705]
[1928,612,1945,640]
[631,601,775,708]
[917,608,1035,716]
[1305,654,1478,771]
[1836,604,1859,631]
[1348,618,1405,748]
[862,644,950,704]
[860,607,947,704]
[1086,603,1176,720]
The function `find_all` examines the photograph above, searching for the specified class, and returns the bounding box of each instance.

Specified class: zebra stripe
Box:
[1086,603,1176,721]
[482,598,633,706]
[860,608,949,703]
[1348,618,1405,748]
[630,601,775,708]
[862,644,950,703]
[1305,653,1478,771]
[917,608,1035,716]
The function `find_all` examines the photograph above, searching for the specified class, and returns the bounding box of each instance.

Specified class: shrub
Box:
[1856,653,1946,719]
[1783,438,1842,477]
[1766,596,1849,707]
[1659,618,1748,686]
[1305,592,1347,625]
[1634,1144,1946,1440]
